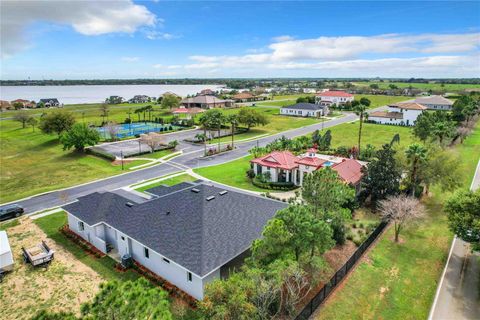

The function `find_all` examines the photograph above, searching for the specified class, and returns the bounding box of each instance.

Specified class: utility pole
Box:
[120,150,124,171]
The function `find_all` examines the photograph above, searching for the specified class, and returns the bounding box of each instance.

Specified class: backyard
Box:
[313,121,480,320]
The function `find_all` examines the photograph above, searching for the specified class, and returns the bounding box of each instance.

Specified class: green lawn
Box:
[314,121,480,320]
[34,211,139,281]
[194,155,266,192]
[328,122,414,149]
[135,173,197,192]
[0,120,150,203]
[138,148,174,159]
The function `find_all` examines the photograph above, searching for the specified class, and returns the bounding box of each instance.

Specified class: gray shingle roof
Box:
[282,103,325,110]
[63,182,287,277]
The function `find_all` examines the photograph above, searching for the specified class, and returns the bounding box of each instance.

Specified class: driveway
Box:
[428,159,480,320]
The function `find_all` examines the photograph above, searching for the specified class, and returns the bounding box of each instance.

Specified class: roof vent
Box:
[219,190,228,196]
[126,202,134,207]
[206,196,215,201]
[166,211,171,215]
[191,188,200,193]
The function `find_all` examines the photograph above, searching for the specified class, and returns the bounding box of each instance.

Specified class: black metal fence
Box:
[295,220,389,320]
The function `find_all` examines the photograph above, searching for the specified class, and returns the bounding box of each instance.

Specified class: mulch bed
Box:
[60,225,106,258]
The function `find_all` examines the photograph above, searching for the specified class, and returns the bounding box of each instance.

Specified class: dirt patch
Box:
[0,217,103,319]
[111,159,135,166]
[324,241,358,271]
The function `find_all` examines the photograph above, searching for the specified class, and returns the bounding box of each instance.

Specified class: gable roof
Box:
[233,92,255,99]
[251,150,299,170]
[40,98,59,103]
[295,156,326,167]
[317,91,353,98]
[369,111,404,119]
[389,102,427,110]
[414,95,453,105]
[63,182,286,278]
[181,95,226,105]
[331,159,364,185]
[282,103,325,111]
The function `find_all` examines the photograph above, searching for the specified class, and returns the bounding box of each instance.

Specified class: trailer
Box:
[22,241,55,268]
[0,231,14,282]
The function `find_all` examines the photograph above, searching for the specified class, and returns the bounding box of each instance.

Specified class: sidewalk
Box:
[428,159,480,320]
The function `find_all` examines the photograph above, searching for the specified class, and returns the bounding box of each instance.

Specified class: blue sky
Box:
[1,1,479,79]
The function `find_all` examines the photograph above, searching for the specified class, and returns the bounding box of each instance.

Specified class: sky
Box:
[1,0,479,80]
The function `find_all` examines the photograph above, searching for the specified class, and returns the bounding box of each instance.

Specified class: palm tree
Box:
[144,105,153,122]
[405,143,428,196]
[134,108,142,122]
[354,104,368,159]
[226,114,238,149]
[198,113,209,156]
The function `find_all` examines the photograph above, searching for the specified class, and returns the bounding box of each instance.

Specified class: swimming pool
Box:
[323,161,334,167]
[96,122,180,139]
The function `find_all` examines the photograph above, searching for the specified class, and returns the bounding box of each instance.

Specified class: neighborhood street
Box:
[12,112,359,213]
[428,159,480,320]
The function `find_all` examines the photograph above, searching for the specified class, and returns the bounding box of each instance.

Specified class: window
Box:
[163,258,170,264]
[187,272,192,282]
[144,247,149,259]
[78,221,84,231]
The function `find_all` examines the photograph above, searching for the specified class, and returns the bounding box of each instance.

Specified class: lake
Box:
[0,84,224,104]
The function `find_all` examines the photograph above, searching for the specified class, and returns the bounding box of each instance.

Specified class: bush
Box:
[246,169,255,179]
[331,217,347,245]
[252,177,296,190]
[353,238,363,247]
[346,232,354,241]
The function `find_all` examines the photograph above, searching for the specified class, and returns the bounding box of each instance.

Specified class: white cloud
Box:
[0,0,156,58]
[272,35,294,42]
[121,56,140,62]
[145,31,179,40]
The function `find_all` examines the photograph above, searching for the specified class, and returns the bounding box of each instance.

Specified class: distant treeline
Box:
[1,78,479,88]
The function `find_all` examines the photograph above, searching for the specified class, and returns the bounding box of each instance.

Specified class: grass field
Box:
[195,123,414,191]
[353,81,480,92]
[135,173,197,192]
[0,119,152,203]
[313,121,480,320]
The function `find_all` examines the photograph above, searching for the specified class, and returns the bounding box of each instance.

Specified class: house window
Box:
[187,272,192,282]
[144,247,149,259]
[163,258,170,263]
[78,221,84,231]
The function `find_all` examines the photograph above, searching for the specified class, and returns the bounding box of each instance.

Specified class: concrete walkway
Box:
[428,159,480,320]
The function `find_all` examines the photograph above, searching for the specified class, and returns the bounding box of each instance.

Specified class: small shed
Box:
[0,231,14,272]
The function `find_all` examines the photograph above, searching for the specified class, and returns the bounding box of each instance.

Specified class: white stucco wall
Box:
[67,213,107,253]
[280,108,320,117]
[317,95,353,104]
[368,116,404,125]
[423,103,452,110]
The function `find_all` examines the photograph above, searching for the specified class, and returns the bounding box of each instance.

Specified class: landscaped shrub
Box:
[246,169,256,179]
[346,232,354,241]
[252,176,296,190]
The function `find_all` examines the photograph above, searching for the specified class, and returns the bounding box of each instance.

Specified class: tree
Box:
[27,117,38,132]
[354,104,368,158]
[362,144,401,205]
[105,121,119,141]
[237,108,269,131]
[160,94,181,110]
[226,114,238,149]
[379,195,425,242]
[81,278,173,320]
[134,107,142,122]
[405,143,428,196]
[431,120,455,144]
[168,140,179,150]
[311,129,332,150]
[359,97,371,107]
[99,103,109,124]
[13,111,32,128]
[413,112,434,142]
[39,110,76,137]
[420,147,462,194]
[198,109,224,153]
[301,167,355,219]
[140,132,164,152]
[445,189,480,251]
[252,205,334,265]
[60,123,100,151]
[12,101,24,110]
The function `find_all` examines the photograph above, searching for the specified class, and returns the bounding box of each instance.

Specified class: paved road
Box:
[10,111,359,213]
[429,159,480,320]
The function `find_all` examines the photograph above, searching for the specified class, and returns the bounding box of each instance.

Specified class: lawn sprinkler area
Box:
[96,122,180,139]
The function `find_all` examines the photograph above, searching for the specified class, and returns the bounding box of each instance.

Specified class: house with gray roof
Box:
[63,181,286,300]
[280,102,329,118]
[414,95,454,110]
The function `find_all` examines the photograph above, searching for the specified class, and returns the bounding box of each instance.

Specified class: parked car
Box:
[0,204,24,221]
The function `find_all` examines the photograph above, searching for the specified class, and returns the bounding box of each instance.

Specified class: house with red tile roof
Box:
[250,148,366,189]
[315,90,354,106]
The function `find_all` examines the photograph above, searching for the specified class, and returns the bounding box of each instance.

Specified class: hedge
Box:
[252,177,297,190]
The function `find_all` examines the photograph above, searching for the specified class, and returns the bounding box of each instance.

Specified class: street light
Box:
[120,150,124,171]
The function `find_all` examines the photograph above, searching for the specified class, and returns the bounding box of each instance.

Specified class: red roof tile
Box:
[317,91,353,98]
[295,157,326,167]
[331,159,364,185]
[251,151,299,170]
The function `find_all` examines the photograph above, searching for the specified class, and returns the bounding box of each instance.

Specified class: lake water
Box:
[0,84,224,104]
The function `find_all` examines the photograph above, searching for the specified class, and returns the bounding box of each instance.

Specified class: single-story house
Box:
[315,91,354,106]
[181,95,228,109]
[199,89,216,96]
[39,98,60,107]
[369,102,427,126]
[1,100,12,110]
[129,95,151,103]
[280,103,329,118]
[413,95,453,110]
[232,92,255,102]
[63,182,287,300]
[11,99,36,108]
[250,149,366,192]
